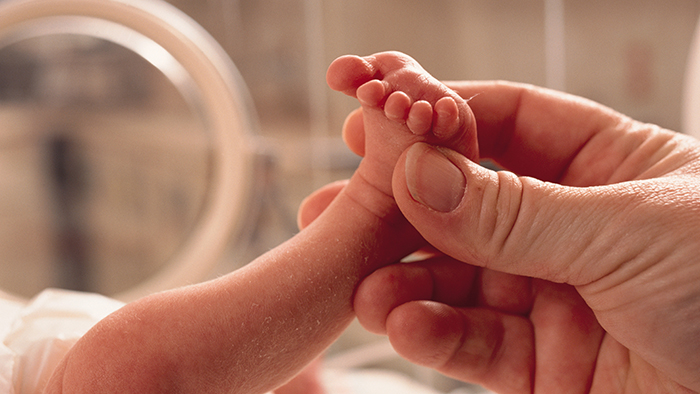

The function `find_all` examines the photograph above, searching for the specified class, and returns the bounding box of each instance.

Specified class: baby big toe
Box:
[326,55,376,96]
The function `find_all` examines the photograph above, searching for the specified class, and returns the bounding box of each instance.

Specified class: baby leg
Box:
[43,51,479,394]
[327,51,479,199]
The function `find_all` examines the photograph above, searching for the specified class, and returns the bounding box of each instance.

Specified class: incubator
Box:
[0,0,259,302]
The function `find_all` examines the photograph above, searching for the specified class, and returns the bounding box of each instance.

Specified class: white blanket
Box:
[0,289,124,394]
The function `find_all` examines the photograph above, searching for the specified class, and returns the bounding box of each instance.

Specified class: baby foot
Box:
[326,51,478,198]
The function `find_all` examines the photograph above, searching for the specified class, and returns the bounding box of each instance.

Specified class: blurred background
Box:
[1,0,699,392]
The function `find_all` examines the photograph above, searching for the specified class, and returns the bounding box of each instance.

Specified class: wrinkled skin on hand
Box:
[304,81,700,393]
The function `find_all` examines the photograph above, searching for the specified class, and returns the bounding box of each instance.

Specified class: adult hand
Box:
[304,81,700,393]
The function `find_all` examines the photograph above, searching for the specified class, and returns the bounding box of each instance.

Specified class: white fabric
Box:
[322,368,443,394]
[0,289,124,394]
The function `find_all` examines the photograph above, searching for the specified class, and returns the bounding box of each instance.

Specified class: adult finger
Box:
[386,301,534,394]
[354,256,477,334]
[386,281,603,394]
[297,179,348,230]
[342,107,365,157]
[392,142,682,285]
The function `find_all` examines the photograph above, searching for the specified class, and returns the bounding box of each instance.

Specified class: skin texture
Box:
[305,80,700,393]
[42,51,478,394]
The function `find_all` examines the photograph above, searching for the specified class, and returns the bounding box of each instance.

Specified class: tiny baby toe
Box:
[356,79,388,107]
[406,100,433,135]
[385,91,412,122]
[433,97,460,138]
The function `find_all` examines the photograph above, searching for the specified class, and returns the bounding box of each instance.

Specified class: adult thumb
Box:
[393,142,645,286]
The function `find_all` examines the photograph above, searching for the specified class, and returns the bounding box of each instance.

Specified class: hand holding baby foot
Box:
[327,51,478,200]
[333,80,700,393]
